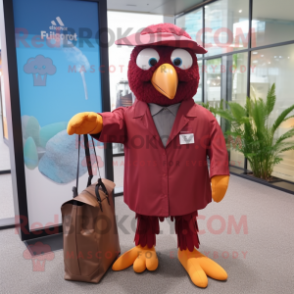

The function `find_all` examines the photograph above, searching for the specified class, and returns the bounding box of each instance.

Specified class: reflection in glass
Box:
[227,53,248,104]
[250,44,294,182]
[204,58,222,104]
[113,156,124,194]
[252,0,294,47]
[108,11,164,111]
[204,0,249,56]
[204,58,222,129]
[194,59,203,102]
[225,52,248,169]
[113,142,125,155]
[176,8,203,58]
[204,54,248,169]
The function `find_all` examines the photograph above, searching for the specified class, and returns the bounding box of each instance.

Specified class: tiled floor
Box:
[0,175,294,293]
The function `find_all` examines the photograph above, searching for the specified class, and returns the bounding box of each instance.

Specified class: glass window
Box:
[204,0,249,56]
[113,142,125,155]
[204,58,222,103]
[252,0,294,48]
[250,44,294,182]
[194,59,203,102]
[175,8,203,58]
[224,52,248,169]
[205,53,248,169]
[113,156,124,194]
[107,11,164,111]
[229,53,248,104]
[204,58,222,129]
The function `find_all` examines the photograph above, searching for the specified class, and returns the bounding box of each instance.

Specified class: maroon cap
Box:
[115,23,207,54]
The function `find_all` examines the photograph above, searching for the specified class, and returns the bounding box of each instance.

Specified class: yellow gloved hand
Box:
[67,112,103,135]
[211,175,230,203]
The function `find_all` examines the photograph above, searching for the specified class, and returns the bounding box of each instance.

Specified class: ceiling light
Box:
[268,62,271,64]
[253,52,258,54]
[261,55,264,57]
[239,10,242,13]
[279,56,282,58]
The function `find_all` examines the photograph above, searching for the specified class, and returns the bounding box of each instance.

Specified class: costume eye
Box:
[171,49,193,70]
[136,48,159,70]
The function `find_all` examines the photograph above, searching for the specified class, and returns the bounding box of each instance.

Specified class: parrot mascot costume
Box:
[67,23,230,288]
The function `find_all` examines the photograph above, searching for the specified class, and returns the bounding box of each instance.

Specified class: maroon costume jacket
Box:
[93,99,229,217]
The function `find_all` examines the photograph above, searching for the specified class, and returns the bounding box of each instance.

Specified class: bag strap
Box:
[72,135,81,198]
[89,135,110,208]
[84,134,93,187]
[72,134,110,210]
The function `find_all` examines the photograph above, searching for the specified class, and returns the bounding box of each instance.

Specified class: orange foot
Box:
[178,248,228,288]
[112,245,158,273]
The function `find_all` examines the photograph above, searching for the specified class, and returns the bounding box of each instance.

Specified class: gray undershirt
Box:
[148,103,181,147]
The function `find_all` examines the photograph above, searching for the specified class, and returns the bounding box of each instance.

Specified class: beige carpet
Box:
[0,175,294,294]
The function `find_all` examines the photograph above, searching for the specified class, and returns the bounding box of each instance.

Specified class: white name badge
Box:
[179,133,194,145]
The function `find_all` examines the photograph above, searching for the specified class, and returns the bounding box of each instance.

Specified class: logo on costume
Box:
[40,16,77,42]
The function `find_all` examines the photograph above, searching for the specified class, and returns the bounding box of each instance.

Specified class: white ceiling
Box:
[107,0,294,21]
[107,0,204,16]
[253,0,294,21]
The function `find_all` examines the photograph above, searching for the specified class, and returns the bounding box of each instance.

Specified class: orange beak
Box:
[151,63,178,100]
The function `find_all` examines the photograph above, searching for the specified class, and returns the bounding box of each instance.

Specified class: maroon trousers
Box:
[134,211,200,252]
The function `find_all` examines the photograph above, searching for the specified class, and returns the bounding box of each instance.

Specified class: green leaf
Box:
[272,105,294,134]
[265,83,276,116]
[280,146,294,152]
[214,109,235,122]
[200,83,294,180]
[228,102,246,121]
[250,98,267,139]
[275,128,294,145]
[284,115,294,122]
[273,157,283,165]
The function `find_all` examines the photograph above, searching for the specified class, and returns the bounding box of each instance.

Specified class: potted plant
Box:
[208,84,294,181]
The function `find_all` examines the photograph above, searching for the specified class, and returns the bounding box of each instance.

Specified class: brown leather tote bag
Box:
[61,135,120,283]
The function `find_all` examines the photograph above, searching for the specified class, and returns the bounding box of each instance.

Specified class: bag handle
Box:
[72,135,81,198]
[72,134,110,211]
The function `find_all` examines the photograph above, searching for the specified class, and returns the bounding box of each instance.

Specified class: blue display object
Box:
[38,130,87,183]
[12,0,102,183]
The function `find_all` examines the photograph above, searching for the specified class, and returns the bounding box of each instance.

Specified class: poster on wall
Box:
[13,0,105,229]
